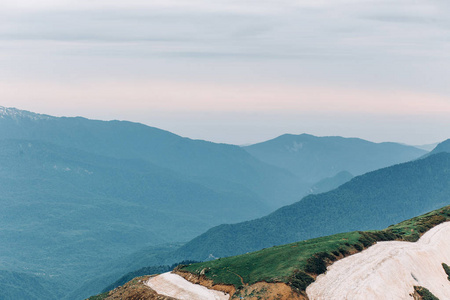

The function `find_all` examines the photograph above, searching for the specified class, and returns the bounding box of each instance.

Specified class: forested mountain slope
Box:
[176,153,450,261]
[0,139,268,299]
[0,270,63,300]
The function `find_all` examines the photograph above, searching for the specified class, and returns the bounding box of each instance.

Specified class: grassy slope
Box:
[183,232,361,288]
[181,205,450,294]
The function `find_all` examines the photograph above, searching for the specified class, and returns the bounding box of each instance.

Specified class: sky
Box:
[1,0,450,145]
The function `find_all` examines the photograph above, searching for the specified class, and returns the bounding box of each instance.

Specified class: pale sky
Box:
[1,0,450,145]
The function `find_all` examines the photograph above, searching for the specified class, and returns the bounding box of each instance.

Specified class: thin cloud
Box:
[1,0,448,59]
[1,0,450,145]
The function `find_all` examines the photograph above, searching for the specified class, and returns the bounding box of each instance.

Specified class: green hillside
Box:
[176,153,450,261]
[180,205,450,296]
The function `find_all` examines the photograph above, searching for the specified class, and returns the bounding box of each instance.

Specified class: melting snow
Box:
[146,272,229,300]
[306,222,450,299]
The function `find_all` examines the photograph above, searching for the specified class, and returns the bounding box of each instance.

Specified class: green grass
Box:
[182,231,361,288]
[385,207,450,241]
[181,205,450,293]
[442,263,450,281]
[414,286,439,300]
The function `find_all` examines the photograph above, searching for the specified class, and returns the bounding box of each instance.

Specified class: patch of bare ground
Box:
[232,282,307,300]
[174,269,308,300]
[411,289,422,300]
[103,275,177,300]
[173,269,236,295]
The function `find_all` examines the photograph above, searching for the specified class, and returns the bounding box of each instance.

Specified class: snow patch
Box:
[146,272,229,300]
[306,222,450,299]
[0,106,54,121]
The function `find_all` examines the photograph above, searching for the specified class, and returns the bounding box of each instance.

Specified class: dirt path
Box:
[229,270,245,285]
[145,272,230,300]
[306,222,450,299]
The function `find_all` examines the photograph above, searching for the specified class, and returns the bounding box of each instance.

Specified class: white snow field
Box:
[146,272,230,300]
[307,222,450,299]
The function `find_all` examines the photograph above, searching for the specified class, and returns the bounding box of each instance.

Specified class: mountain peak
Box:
[276,133,314,140]
[0,106,54,121]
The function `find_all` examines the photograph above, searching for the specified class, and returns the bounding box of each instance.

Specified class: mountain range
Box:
[0,107,304,208]
[243,133,426,183]
[0,106,437,299]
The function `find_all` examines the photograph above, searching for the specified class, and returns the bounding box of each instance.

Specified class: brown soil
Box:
[232,282,308,300]
[173,269,236,295]
[411,290,422,300]
[102,275,177,300]
[99,272,309,300]
[174,269,309,300]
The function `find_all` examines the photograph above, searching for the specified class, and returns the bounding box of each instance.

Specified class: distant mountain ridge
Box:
[244,133,427,183]
[0,107,428,208]
[0,106,305,208]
